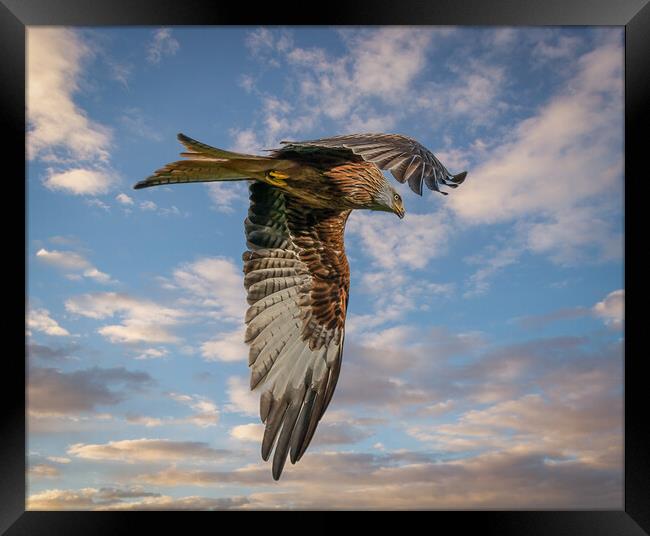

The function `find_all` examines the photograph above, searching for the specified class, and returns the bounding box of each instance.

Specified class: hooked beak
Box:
[394,205,405,219]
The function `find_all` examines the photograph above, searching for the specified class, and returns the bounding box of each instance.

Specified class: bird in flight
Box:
[135,132,467,480]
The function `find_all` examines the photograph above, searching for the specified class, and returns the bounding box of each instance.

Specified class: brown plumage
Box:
[135,132,467,480]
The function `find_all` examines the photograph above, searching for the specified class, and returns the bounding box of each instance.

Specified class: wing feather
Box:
[243,182,350,480]
[279,133,468,196]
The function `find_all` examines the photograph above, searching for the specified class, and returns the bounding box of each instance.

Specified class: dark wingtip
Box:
[272,458,285,480]
[453,171,468,184]
[133,179,149,190]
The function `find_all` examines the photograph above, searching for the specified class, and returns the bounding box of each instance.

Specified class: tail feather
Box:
[177,133,268,161]
[134,133,284,190]
[134,160,250,190]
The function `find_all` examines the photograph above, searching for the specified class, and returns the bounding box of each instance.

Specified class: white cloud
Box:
[417,61,507,125]
[345,210,455,324]
[85,198,111,212]
[126,392,220,429]
[127,443,620,509]
[238,27,453,147]
[27,308,70,337]
[592,289,624,329]
[533,35,583,61]
[343,28,433,100]
[238,74,255,93]
[28,487,159,510]
[134,348,168,360]
[488,28,518,47]
[230,423,263,443]
[347,210,450,271]
[206,182,249,214]
[225,376,258,416]
[447,41,623,264]
[200,328,248,362]
[139,200,157,211]
[36,248,114,284]
[116,193,134,205]
[27,28,112,162]
[98,324,176,344]
[167,392,220,427]
[229,128,261,153]
[47,456,71,464]
[65,292,187,344]
[43,168,113,196]
[106,59,133,89]
[524,205,622,264]
[146,28,180,64]
[27,28,117,198]
[29,464,60,478]
[135,199,183,217]
[168,257,247,322]
[67,438,227,463]
[28,488,247,510]
[36,248,90,271]
[99,494,248,511]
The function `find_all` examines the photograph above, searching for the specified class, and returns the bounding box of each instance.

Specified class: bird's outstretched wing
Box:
[279,133,467,196]
[243,182,350,480]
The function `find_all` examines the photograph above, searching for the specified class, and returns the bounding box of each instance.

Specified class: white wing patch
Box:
[243,182,345,480]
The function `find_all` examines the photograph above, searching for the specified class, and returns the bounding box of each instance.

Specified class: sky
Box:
[26,26,624,510]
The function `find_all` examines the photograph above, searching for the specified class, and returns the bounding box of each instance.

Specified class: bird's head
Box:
[329,162,405,219]
[372,182,405,219]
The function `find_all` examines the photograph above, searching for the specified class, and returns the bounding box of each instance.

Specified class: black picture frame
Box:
[4,0,647,532]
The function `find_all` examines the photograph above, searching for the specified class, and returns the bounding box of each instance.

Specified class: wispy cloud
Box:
[29,464,61,478]
[348,211,450,271]
[36,247,115,284]
[68,438,229,463]
[592,289,624,330]
[206,182,249,214]
[65,292,188,344]
[146,28,180,64]
[28,488,248,510]
[448,39,623,265]
[516,288,624,330]
[165,257,247,322]
[463,244,520,297]
[237,27,451,146]
[28,28,117,196]
[126,392,220,428]
[119,107,164,141]
[200,327,248,362]
[27,308,70,337]
[225,376,258,416]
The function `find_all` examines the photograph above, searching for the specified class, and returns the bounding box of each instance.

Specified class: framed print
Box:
[3,0,648,532]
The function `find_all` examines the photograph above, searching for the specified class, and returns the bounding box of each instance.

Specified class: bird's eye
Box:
[394,193,401,201]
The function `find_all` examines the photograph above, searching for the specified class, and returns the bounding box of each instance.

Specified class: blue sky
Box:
[26,26,624,510]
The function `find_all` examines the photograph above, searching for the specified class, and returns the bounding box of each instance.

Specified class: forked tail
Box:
[134,133,291,190]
